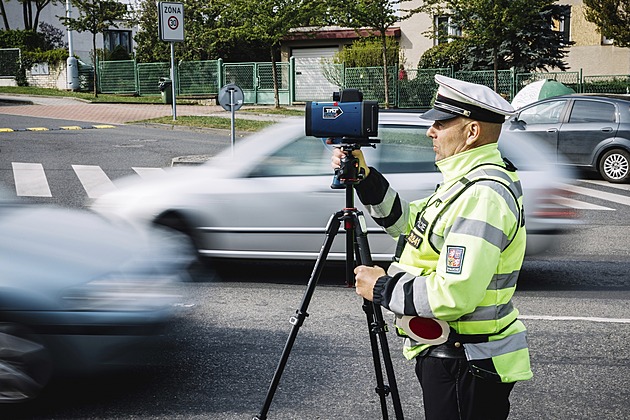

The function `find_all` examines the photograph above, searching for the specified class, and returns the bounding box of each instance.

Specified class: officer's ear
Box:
[465,121,481,146]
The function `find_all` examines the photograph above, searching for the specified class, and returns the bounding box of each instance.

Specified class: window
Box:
[434,16,461,45]
[103,30,132,54]
[568,101,616,123]
[552,5,571,44]
[249,135,332,177]
[377,125,438,173]
[518,100,567,125]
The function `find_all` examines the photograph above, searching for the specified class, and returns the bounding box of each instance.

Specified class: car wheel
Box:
[154,213,219,280]
[0,324,52,403]
[599,148,630,183]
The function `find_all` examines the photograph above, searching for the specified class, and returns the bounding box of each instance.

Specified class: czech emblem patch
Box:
[446,246,465,274]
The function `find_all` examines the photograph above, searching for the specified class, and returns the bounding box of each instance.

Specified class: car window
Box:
[376,125,438,173]
[517,100,567,124]
[568,100,616,123]
[249,134,332,177]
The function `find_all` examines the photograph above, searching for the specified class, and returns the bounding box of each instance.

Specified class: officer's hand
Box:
[354,265,386,301]
[329,143,370,178]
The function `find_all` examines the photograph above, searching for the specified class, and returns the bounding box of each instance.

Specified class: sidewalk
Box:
[0,93,296,125]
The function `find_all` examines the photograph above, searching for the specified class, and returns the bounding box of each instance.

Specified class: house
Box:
[280,1,630,77]
[1,0,138,65]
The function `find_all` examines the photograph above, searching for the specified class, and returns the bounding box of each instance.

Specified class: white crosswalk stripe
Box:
[12,162,52,197]
[132,167,167,179]
[72,165,117,199]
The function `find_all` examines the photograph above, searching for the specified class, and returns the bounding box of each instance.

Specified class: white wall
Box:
[2,0,138,64]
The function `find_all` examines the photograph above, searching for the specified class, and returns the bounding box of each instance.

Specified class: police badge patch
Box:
[446,246,465,274]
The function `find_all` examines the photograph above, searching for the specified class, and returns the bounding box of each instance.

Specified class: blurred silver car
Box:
[90,112,577,268]
[0,190,193,402]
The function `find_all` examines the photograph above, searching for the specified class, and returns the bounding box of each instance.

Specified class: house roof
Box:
[285,26,401,41]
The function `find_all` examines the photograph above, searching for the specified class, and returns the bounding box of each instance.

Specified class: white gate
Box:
[292,47,341,102]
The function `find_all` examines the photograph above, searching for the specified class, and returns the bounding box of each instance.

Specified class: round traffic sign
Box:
[218,84,244,111]
[168,16,179,30]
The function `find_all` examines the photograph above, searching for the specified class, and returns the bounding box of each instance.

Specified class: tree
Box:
[583,0,630,47]
[59,0,129,96]
[336,0,419,108]
[1,0,10,30]
[133,0,272,63]
[420,0,570,91]
[221,0,327,108]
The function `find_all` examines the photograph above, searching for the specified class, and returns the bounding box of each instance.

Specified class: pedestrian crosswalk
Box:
[4,162,630,210]
[7,163,166,200]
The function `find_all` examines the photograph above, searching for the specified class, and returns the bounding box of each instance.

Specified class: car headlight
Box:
[62,275,180,312]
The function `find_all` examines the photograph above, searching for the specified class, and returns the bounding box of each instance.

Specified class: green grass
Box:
[139,115,276,131]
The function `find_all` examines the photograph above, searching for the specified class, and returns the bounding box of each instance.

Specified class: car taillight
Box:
[532,187,579,219]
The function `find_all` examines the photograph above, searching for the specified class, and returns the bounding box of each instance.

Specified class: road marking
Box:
[0,125,116,132]
[133,167,166,179]
[12,162,52,197]
[72,165,117,198]
[553,195,614,210]
[520,314,630,324]
[581,179,630,192]
[562,183,630,207]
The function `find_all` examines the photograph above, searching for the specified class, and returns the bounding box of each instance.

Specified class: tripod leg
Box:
[253,212,342,420]
[353,212,405,420]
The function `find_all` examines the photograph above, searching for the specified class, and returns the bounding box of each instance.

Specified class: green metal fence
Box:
[0,48,21,78]
[91,58,630,107]
[98,59,137,94]
[582,75,630,94]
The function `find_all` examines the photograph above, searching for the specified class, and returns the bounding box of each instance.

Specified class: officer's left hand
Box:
[354,265,386,301]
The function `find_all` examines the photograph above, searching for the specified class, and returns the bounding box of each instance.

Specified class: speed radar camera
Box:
[305,89,379,142]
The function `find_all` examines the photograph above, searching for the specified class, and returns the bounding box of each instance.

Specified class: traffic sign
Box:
[218,84,244,111]
[158,2,184,42]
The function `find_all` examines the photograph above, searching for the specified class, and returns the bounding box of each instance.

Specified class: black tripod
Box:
[253,143,404,420]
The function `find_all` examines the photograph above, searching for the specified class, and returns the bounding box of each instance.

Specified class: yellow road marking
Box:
[26,127,49,131]
[60,126,83,130]
[92,125,116,129]
[0,128,14,132]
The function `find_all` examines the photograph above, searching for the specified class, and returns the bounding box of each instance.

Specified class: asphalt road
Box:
[1,258,628,420]
[1,113,629,419]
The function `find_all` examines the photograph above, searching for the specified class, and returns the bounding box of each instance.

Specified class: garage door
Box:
[293,47,341,102]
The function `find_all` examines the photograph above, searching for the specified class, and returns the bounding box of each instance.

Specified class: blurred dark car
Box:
[503,94,630,183]
[90,112,577,269]
[0,189,194,402]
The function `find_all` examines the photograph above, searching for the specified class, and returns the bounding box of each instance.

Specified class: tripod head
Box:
[331,140,379,189]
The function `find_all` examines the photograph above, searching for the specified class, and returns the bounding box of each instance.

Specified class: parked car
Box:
[0,189,193,402]
[503,94,630,183]
[90,112,577,272]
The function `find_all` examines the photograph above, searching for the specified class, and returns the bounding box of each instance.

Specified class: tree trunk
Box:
[493,47,499,92]
[270,45,280,109]
[0,1,10,30]
[381,33,390,109]
[92,33,98,97]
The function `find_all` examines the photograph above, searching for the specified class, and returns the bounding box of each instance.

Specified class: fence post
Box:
[217,58,224,91]
[579,68,583,93]
[134,58,139,95]
[289,56,295,106]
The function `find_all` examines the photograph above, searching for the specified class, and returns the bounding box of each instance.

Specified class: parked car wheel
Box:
[599,148,630,183]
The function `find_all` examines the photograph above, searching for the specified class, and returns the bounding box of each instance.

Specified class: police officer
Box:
[332,75,533,420]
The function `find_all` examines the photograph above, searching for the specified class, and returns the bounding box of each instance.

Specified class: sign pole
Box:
[170,41,177,121]
[230,88,235,156]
